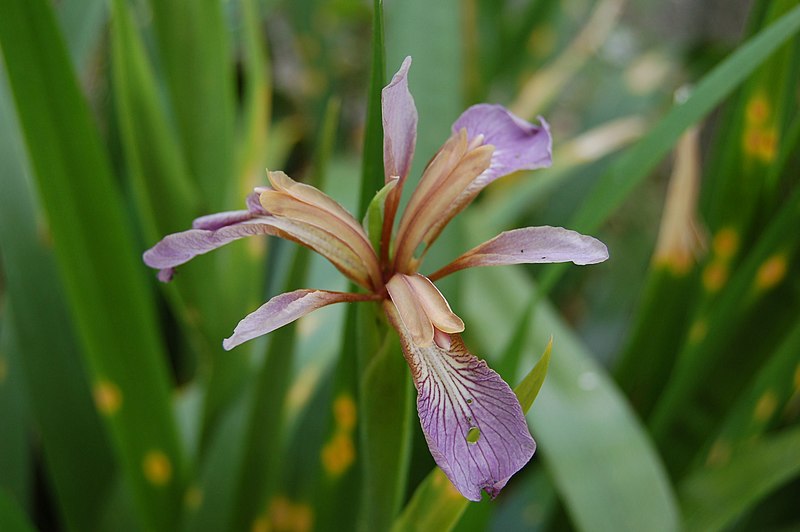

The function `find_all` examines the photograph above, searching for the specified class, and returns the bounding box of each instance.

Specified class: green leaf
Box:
[679,426,800,532]
[146,0,235,209]
[0,492,35,532]
[391,339,554,532]
[363,178,399,251]
[0,77,115,530]
[358,0,386,217]
[360,328,413,531]
[0,1,185,529]
[515,336,553,414]
[0,310,30,512]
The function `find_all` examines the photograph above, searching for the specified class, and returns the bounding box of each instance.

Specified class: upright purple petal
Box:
[382,56,418,183]
[452,104,552,188]
[384,302,536,501]
[429,226,609,281]
[224,289,377,350]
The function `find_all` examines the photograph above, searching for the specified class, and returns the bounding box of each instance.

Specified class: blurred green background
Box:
[1,0,799,530]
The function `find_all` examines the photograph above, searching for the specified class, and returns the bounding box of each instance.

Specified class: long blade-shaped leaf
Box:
[0,1,185,529]
[679,426,800,532]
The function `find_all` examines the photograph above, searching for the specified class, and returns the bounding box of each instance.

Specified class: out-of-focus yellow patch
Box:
[143,450,172,486]
[267,496,313,532]
[754,254,787,292]
[184,485,203,510]
[527,26,556,59]
[251,515,271,532]
[94,380,122,415]
[753,390,778,422]
[321,432,355,477]
[702,260,727,293]
[706,439,732,467]
[742,126,778,163]
[333,394,357,432]
[745,93,770,125]
[0,355,7,384]
[688,319,708,344]
[712,228,739,260]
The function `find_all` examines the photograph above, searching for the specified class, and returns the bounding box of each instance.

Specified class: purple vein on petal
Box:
[224,289,378,350]
[429,226,610,281]
[384,301,536,501]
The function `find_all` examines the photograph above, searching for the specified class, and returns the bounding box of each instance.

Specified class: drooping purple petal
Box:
[384,301,536,501]
[429,226,609,281]
[452,104,552,188]
[224,289,377,350]
[382,56,417,183]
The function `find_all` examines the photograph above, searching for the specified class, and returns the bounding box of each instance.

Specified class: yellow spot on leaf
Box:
[706,439,731,467]
[184,485,203,510]
[743,126,778,163]
[321,432,355,477]
[754,254,787,292]
[251,515,271,532]
[94,380,122,415]
[267,496,313,532]
[702,261,727,293]
[688,319,708,344]
[745,93,770,125]
[333,395,357,432]
[712,228,739,260]
[143,450,172,486]
[754,391,778,422]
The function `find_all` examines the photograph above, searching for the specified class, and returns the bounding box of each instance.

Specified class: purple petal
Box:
[224,289,376,350]
[429,226,609,280]
[143,221,280,280]
[384,301,536,501]
[382,56,418,182]
[452,104,552,188]
[192,192,267,230]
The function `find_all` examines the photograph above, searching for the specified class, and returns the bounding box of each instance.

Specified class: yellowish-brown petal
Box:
[386,274,434,345]
[402,274,464,333]
[260,189,382,288]
[393,131,493,272]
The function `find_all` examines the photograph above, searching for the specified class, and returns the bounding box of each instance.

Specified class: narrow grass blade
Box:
[391,340,553,532]
[0,78,115,530]
[146,0,235,209]
[0,311,30,512]
[358,0,386,216]
[0,1,185,529]
[679,426,800,532]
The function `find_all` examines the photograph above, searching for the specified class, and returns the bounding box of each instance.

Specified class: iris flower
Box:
[144,57,608,501]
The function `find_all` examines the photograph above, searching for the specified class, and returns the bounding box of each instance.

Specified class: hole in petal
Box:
[466,427,481,444]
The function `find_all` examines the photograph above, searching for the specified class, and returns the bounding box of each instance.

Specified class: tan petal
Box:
[386,274,434,346]
[393,131,493,272]
[260,189,381,287]
[402,274,464,333]
[267,171,366,239]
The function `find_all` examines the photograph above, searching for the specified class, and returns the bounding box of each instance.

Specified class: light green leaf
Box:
[679,426,800,532]
[363,178,399,251]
